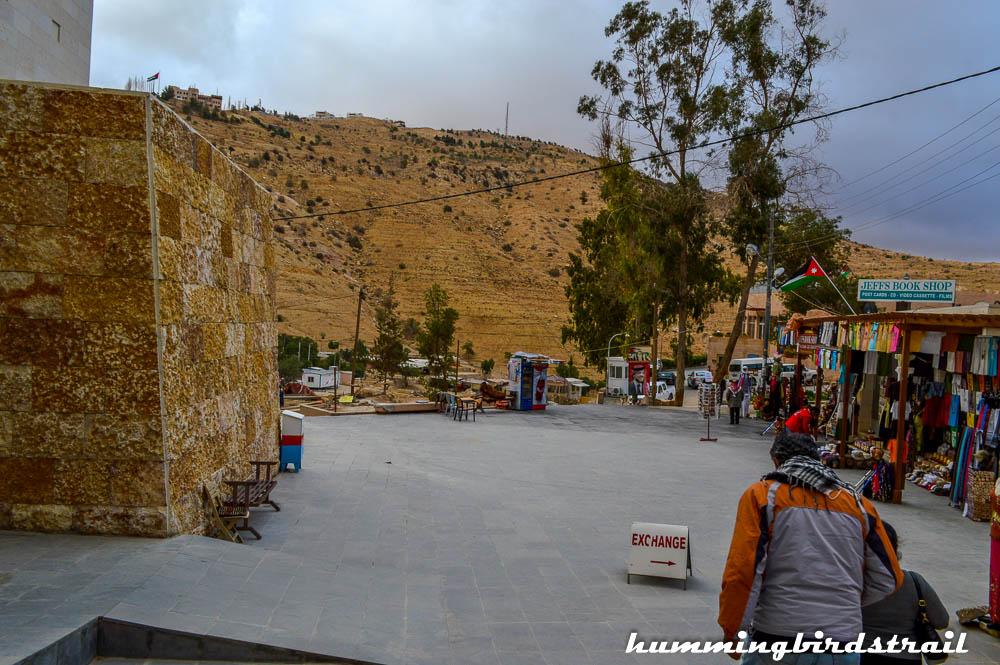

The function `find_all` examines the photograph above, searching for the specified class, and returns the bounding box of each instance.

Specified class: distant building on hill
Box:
[0,0,93,85]
[171,86,223,110]
[315,111,335,119]
[346,112,363,117]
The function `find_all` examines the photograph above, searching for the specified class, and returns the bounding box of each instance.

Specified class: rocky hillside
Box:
[178,105,1000,367]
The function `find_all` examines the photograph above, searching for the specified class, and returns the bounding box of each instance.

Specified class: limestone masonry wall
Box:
[0,81,278,536]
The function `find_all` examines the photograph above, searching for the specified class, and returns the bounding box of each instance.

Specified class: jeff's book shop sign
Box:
[857,279,955,303]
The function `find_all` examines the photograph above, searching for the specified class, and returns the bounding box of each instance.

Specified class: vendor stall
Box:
[799,309,1000,508]
[506,352,550,411]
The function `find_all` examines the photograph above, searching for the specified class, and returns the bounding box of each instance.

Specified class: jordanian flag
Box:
[146,72,159,82]
[780,256,827,291]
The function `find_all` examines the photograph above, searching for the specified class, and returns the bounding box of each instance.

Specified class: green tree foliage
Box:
[480,358,495,379]
[402,317,420,339]
[713,0,838,381]
[579,0,743,402]
[370,276,408,393]
[277,333,319,381]
[417,284,459,386]
[461,341,475,359]
[776,209,859,316]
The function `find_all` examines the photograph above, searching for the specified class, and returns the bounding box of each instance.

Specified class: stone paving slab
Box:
[1,405,997,664]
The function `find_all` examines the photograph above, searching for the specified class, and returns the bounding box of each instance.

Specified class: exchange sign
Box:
[857,279,955,303]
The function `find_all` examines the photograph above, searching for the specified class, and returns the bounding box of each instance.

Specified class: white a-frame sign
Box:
[627,522,693,588]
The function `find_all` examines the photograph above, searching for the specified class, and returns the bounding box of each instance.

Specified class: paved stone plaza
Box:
[1,405,997,664]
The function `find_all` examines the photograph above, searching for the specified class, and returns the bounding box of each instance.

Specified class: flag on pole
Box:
[840,266,851,278]
[779,256,827,292]
[146,72,159,82]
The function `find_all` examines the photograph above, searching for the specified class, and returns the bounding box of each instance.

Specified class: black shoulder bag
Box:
[913,573,948,664]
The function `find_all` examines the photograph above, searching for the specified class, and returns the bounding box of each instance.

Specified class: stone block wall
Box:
[0,81,278,536]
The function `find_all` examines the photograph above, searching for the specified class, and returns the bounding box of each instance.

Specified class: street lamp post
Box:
[606,333,630,398]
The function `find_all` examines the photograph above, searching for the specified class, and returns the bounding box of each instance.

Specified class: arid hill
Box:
[178,104,1000,368]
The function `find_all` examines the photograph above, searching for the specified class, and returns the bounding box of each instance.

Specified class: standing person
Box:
[726,381,744,425]
[860,521,949,664]
[784,406,817,436]
[719,432,902,664]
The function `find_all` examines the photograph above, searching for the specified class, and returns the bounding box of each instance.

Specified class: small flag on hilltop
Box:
[146,72,159,82]
[779,256,827,292]
[840,266,851,278]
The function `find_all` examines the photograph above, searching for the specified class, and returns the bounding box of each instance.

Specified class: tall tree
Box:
[417,284,459,388]
[713,0,839,381]
[371,275,407,394]
[579,0,742,403]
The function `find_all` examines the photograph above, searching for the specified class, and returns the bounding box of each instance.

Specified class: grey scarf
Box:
[763,455,857,497]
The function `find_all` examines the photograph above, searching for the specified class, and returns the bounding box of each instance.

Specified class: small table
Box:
[458,398,479,421]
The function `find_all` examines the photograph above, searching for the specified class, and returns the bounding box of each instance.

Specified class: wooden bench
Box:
[220,461,280,540]
[204,484,249,544]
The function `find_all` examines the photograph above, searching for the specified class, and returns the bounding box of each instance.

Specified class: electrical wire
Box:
[834,112,1000,211]
[843,139,1000,219]
[834,94,1000,190]
[781,158,1000,251]
[273,65,1000,222]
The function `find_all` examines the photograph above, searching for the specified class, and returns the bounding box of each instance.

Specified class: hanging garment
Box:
[920,331,945,355]
[942,334,960,353]
[989,337,999,377]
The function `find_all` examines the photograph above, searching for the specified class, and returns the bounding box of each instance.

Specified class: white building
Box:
[301,366,338,389]
[606,356,629,397]
[0,0,93,86]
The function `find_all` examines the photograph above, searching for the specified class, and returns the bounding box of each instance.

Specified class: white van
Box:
[728,357,765,381]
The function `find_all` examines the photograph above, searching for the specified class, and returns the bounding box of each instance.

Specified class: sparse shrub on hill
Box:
[502,243,513,252]
[346,234,362,250]
[548,267,560,277]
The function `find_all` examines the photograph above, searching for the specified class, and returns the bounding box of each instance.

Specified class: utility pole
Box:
[351,287,364,396]
[455,339,460,391]
[762,205,775,384]
[297,340,301,361]
[503,103,509,152]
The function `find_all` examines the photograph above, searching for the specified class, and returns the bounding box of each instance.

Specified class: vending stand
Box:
[280,410,305,472]
[506,352,550,411]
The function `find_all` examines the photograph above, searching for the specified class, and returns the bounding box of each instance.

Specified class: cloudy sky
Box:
[91,1,1000,262]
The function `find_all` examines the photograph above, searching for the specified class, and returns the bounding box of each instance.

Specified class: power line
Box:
[778,159,1000,255]
[842,138,1000,219]
[273,65,1000,222]
[834,110,1000,211]
[834,94,1000,190]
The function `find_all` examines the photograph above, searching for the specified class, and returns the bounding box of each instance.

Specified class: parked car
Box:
[655,380,676,401]
[780,368,818,385]
[657,371,676,386]
[686,369,714,388]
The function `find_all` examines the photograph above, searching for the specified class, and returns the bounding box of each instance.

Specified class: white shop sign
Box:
[627,522,693,587]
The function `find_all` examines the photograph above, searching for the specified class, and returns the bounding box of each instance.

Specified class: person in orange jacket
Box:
[719,432,903,664]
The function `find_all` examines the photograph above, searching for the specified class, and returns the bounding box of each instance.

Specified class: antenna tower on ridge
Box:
[503,102,509,151]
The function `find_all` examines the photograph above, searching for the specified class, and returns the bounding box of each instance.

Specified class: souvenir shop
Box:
[794,311,1000,514]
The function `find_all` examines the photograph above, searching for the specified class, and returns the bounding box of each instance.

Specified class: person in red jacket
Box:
[784,406,817,435]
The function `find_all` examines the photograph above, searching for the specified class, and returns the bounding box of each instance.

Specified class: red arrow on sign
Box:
[650,560,676,566]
